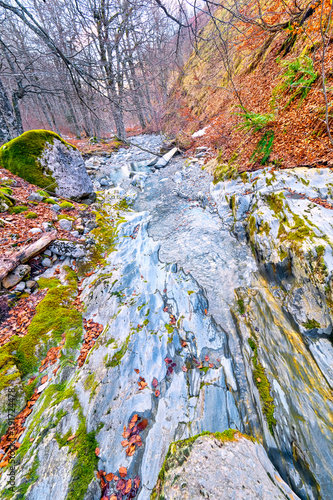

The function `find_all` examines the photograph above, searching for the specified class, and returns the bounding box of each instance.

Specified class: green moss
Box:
[165,324,174,334]
[199,366,209,374]
[0,130,76,190]
[36,190,48,198]
[265,192,285,216]
[44,198,57,204]
[9,205,29,214]
[248,338,276,434]
[58,214,75,221]
[25,211,38,219]
[106,334,131,368]
[237,299,245,315]
[59,201,74,210]
[0,186,13,196]
[303,318,321,330]
[84,372,96,391]
[113,198,130,211]
[0,269,82,397]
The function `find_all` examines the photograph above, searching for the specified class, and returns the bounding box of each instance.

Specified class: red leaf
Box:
[164,357,172,365]
[137,418,148,431]
[116,478,126,491]
[204,355,209,362]
[152,377,158,388]
[182,366,188,372]
[134,476,140,488]
[155,389,160,397]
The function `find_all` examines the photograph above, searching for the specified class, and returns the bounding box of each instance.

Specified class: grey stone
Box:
[2,264,31,288]
[100,178,109,186]
[44,249,52,256]
[28,192,44,202]
[26,280,36,289]
[29,227,42,235]
[14,281,26,292]
[49,240,86,258]
[71,231,80,237]
[154,434,300,500]
[42,222,53,232]
[59,219,73,231]
[42,257,52,268]
[51,204,61,212]
[39,139,94,202]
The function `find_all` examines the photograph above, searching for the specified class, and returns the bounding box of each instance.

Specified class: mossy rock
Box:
[25,211,38,219]
[0,130,95,202]
[0,130,71,191]
[9,205,29,214]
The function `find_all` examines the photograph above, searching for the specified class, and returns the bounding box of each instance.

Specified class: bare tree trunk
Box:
[64,91,81,138]
[0,77,19,143]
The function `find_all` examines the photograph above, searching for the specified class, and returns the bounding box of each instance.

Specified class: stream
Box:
[3,134,333,500]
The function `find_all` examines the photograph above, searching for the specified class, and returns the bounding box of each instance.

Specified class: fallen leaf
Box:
[67,434,76,442]
[152,377,158,388]
[124,478,132,494]
[105,472,114,481]
[41,375,48,384]
[121,440,129,447]
[155,389,160,397]
[96,470,105,479]
[182,366,187,372]
[209,363,214,368]
[134,368,140,374]
[137,418,148,431]
[204,355,209,362]
[119,466,127,478]
[134,476,140,488]
[204,308,207,315]
[116,478,126,491]
[95,447,100,456]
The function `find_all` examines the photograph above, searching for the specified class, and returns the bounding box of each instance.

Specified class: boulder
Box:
[0,130,96,203]
[153,433,300,500]
[49,239,86,258]
[2,264,31,288]
[59,219,73,231]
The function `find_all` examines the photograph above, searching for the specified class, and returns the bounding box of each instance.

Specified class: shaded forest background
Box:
[1,0,333,170]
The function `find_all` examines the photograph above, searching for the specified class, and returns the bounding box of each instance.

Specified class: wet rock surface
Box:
[1,135,332,500]
[153,433,300,500]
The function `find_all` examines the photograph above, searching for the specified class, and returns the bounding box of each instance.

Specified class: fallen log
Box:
[0,230,57,282]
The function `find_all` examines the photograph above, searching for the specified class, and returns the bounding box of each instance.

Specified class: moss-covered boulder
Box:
[0,130,95,202]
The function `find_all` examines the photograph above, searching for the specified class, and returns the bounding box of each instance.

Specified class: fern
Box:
[251,131,274,165]
[235,108,275,133]
[274,55,318,107]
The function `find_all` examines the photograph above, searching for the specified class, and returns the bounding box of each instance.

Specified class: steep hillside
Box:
[164,4,333,173]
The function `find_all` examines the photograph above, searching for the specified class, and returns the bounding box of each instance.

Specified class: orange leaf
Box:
[124,478,132,494]
[155,390,160,397]
[95,447,100,456]
[41,375,48,384]
[134,368,140,374]
[121,440,129,447]
[204,309,207,315]
[105,472,114,481]
[67,434,76,442]
[119,466,127,478]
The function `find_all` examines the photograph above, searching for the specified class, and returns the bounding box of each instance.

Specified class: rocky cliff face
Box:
[1,136,332,500]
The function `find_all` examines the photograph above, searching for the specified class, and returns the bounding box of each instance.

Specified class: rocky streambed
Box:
[1,135,333,500]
